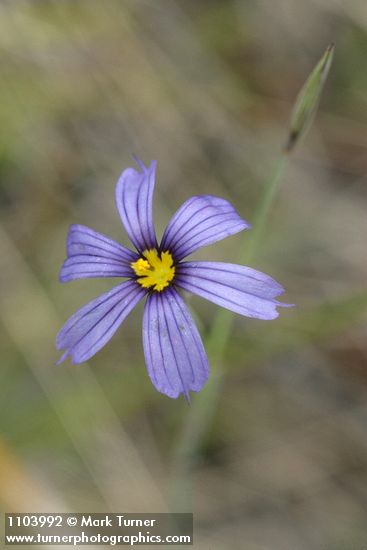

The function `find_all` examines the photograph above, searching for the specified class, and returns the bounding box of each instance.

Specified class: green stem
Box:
[245,154,288,263]
[171,153,289,510]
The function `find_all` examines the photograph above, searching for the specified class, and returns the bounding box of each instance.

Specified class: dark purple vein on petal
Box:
[169,211,241,251]
[57,282,135,344]
[155,293,175,395]
[166,290,195,383]
[175,277,278,316]
[176,222,246,259]
[170,288,206,377]
[68,286,143,360]
[159,293,186,397]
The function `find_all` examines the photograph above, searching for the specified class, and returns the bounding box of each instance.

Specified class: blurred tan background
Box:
[0,1,367,549]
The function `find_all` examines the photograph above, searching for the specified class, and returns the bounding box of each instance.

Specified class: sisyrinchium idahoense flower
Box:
[57,157,291,399]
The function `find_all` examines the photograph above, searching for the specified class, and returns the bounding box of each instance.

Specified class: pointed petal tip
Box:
[56,351,68,366]
[143,289,209,400]
[184,393,191,405]
[176,262,291,321]
[183,389,191,403]
[132,154,146,170]
[268,300,295,319]
[254,299,295,320]
[59,267,74,283]
[68,223,79,233]
[158,385,201,401]
[131,154,157,173]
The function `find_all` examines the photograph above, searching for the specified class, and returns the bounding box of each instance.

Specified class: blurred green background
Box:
[0,1,367,548]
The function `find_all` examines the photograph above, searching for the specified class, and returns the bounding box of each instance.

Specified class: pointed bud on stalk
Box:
[284,43,335,153]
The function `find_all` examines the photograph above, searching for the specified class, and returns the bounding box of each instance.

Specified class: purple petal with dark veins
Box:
[176,262,291,320]
[115,158,158,253]
[142,288,209,399]
[160,195,250,261]
[56,280,145,364]
[61,224,138,282]
[60,255,134,282]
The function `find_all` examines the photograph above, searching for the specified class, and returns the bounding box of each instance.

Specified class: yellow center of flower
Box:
[131,249,175,292]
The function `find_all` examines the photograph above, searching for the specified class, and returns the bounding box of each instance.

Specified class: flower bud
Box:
[285,43,335,152]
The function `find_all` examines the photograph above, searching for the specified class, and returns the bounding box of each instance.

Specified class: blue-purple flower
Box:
[57,158,289,399]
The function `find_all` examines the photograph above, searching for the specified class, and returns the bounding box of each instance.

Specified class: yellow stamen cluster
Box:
[131,249,175,292]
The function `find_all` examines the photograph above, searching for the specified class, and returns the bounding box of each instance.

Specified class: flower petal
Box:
[176,262,289,320]
[160,195,249,261]
[115,158,158,253]
[142,288,209,399]
[56,280,145,364]
[60,225,138,282]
